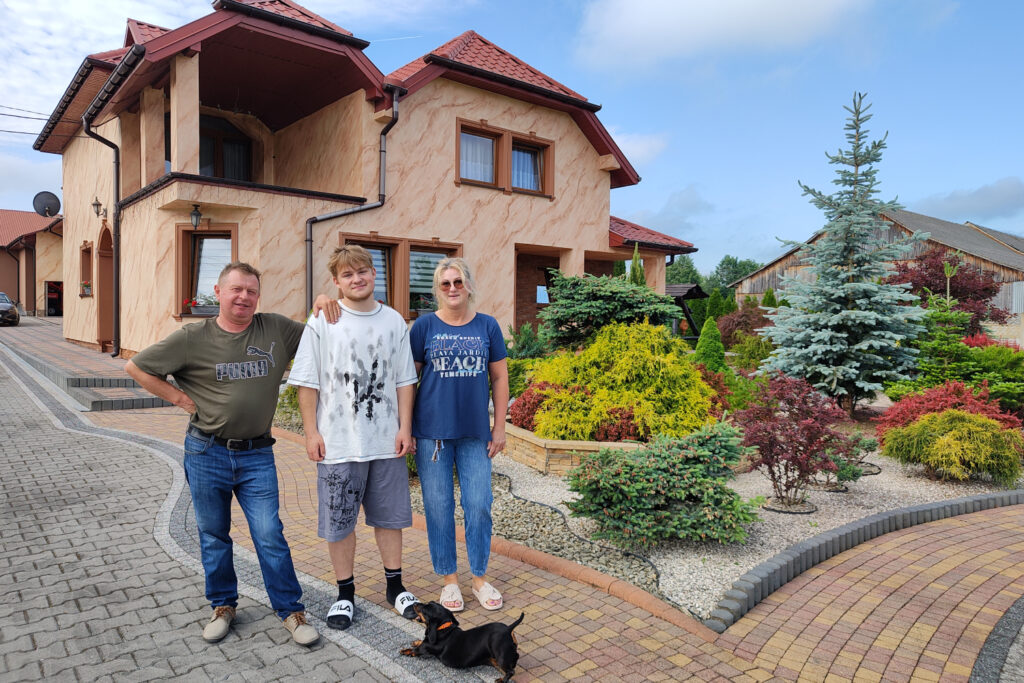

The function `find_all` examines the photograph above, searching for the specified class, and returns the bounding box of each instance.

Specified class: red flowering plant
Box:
[508,382,562,432]
[874,380,1022,445]
[735,374,859,509]
[962,333,1021,351]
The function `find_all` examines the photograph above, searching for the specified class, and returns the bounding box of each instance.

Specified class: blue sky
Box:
[1,0,1022,273]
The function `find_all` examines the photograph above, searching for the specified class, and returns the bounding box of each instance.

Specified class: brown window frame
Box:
[174,220,238,319]
[455,118,554,198]
[340,232,462,320]
[79,241,93,297]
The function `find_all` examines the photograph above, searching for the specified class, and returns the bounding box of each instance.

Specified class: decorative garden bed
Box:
[503,421,640,475]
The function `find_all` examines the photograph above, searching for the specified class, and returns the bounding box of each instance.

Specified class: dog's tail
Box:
[508,612,525,632]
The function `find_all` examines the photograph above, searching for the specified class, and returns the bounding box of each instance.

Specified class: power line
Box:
[0,129,87,139]
[0,112,49,121]
[0,104,50,116]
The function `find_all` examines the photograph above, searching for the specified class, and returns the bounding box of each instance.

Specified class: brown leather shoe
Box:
[202,606,236,643]
[283,611,319,646]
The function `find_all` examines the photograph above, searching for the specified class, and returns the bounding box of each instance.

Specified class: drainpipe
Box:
[305,84,406,311]
[80,44,145,357]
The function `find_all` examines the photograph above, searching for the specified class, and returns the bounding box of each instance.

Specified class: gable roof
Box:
[609,215,696,254]
[729,208,1024,288]
[124,19,170,46]
[214,0,353,36]
[884,208,1024,273]
[0,210,62,249]
[387,31,585,102]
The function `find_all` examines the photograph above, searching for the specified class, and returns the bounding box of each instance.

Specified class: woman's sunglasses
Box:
[440,279,465,291]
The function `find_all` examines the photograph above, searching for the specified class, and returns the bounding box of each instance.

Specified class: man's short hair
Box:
[328,245,375,278]
[219,261,262,286]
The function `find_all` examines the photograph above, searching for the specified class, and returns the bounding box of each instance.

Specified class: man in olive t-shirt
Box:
[126,262,329,647]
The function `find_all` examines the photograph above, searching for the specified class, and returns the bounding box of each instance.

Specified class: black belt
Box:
[187,425,276,451]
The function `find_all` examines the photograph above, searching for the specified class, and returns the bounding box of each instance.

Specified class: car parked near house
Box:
[0,292,20,326]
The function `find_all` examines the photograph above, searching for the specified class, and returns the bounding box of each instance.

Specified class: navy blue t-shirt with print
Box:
[410,312,508,441]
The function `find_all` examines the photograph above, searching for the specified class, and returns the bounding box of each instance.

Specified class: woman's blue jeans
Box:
[415,437,493,577]
[183,433,304,620]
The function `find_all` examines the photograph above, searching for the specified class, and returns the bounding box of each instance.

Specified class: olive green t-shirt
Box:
[131,313,304,439]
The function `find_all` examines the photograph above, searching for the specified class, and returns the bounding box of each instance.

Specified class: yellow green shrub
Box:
[881,409,1023,485]
[528,321,713,440]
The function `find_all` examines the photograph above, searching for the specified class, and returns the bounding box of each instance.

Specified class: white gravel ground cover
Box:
[491,452,1024,620]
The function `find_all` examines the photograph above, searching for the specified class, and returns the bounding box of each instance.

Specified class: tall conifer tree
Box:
[628,244,647,287]
[760,93,925,415]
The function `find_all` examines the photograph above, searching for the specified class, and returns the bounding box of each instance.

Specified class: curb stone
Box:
[704,490,1024,633]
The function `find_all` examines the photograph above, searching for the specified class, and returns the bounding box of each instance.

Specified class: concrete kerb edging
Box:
[274,427,720,642]
[704,491,1024,634]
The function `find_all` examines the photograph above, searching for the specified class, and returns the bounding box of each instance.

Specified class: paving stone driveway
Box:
[0,361,392,682]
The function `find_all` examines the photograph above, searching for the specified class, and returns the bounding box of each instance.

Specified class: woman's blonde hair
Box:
[432,257,476,304]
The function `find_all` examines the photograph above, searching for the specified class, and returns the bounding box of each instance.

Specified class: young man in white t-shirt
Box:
[288,245,419,630]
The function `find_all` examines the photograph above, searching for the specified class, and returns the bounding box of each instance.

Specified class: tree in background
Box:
[628,244,647,287]
[665,254,702,285]
[704,255,764,295]
[706,288,725,321]
[761,93,925,415]
[612,260,626,277]
[885,248,1010,335]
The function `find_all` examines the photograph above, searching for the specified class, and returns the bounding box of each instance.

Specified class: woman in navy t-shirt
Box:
[410,257,509,612]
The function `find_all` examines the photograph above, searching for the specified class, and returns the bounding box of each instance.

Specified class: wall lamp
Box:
[190,204,202,229]
[91,197,107,218]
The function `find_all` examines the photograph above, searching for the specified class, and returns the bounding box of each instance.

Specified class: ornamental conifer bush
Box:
[693,317,727,373]
[527,321,714,441]
[566,421,760,548]
[760,93,925,415]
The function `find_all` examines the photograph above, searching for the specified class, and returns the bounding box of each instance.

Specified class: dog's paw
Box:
[400,646,419,657]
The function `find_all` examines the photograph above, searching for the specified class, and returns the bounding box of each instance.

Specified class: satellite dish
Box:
[33,191,61,218]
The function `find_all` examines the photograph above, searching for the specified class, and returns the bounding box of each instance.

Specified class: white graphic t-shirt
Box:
[287,302,417,463]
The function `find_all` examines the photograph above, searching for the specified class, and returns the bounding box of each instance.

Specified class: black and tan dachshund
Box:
[400,600,525,682]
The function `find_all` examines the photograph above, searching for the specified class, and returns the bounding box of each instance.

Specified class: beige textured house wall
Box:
[315,78,618,331]
[115,181,358,354]
[34,231,63,315]
[273,91,369,196]
[60,118,119,344]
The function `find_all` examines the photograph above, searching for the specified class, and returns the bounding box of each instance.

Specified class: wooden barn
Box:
[731,208,1024,342]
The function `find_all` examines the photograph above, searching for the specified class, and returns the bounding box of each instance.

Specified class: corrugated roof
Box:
[229,0,352,35]
[387,30,585,101]
[0,210,61,248]
[609,215,695,253]
[883,209,1024,272]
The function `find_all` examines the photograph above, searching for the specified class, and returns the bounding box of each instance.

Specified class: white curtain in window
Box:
[512,146,541,191]
[194,236,232,299]
[460,132,494,183]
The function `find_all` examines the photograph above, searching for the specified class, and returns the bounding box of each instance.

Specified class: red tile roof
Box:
[387,30,586,101]
[609,215,695,254]
[0,210,61,248]
[125,18,170,46]
[229,0,352,35]
[88,47,130,67]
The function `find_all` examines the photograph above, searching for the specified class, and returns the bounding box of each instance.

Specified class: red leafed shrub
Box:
[962,333,1021,351]
[593,407,641,442]
[734,374,850,507]
[874,380,1022,444]
[717,299,771,348]
[695,363,732,417]
[508,381,561,431]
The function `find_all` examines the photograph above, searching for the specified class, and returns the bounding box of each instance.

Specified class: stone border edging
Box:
[272,427,720,642]
[705,490,1024,634]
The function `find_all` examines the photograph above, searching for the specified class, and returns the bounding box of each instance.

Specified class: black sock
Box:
[337,577,354,604]
[384,567,405,603]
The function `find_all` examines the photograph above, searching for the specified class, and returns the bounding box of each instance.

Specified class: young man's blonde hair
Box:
[328,244,375,278]
[432,257,476,304]
[218,261,262,286]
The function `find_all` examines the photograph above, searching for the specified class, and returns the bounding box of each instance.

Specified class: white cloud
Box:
[0,151,62,212]
[912,177,1024,222]
[628,184,714,254]
[574,0,866,70]
[605,127,669,167]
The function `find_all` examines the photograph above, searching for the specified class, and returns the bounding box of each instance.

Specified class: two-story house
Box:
[35,0,695,356]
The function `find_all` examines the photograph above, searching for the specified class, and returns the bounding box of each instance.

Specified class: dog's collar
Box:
[437,621,455,630]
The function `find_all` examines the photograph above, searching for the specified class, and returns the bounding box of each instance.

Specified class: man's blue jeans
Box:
[183,433,304,620]
[414,437,493,577]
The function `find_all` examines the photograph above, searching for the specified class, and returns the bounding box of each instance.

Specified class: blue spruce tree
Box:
[760,93,925,415]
